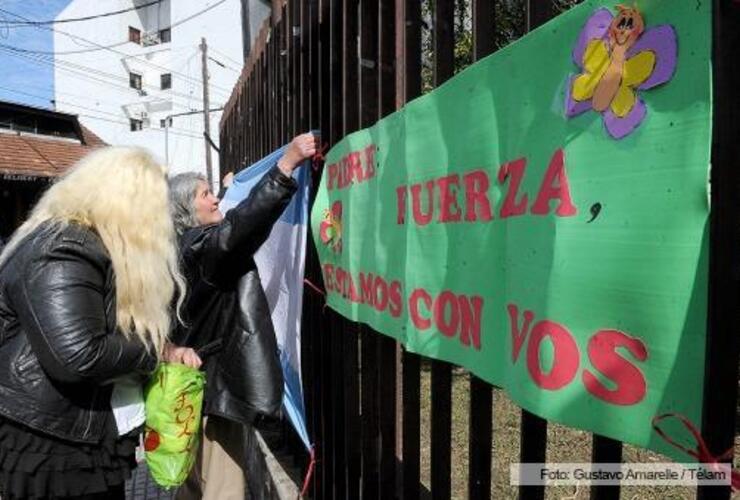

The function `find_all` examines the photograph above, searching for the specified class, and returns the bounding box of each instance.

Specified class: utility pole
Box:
[164,108,224,167]
[200,37,213,188]
[240,0,251,61]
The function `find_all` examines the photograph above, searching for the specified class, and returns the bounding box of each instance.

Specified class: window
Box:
[130,119,143,131]
[129,72,142,90]
[160,73,172,90]
[129,26,141,44]
[159,28,171,43]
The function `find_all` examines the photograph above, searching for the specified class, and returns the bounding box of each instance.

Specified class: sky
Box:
[0,0,72,109]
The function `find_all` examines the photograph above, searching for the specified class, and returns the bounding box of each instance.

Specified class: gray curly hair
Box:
[168,172,207,235]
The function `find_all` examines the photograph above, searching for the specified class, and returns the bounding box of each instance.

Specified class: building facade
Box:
[0,100,106,239]
[53,0,270,180]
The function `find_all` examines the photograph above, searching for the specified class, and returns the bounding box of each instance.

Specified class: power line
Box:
[0,2,236,98]
[0,46,212,111]
[2,0,163,26]
[0,40,129,56]
[208,47,243,69]
[208,56,241,74]
[78,113,203,140]
[0,48,196,111]
[208,47,246,75]
[0,85,203,138]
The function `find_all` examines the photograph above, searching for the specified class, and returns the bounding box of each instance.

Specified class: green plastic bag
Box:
[143,363,205,488]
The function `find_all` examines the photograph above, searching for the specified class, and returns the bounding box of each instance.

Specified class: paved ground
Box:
[124,460,252,499]
[125,463,174,500]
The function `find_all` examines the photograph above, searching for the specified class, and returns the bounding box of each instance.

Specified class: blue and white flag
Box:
[219,146,311,450]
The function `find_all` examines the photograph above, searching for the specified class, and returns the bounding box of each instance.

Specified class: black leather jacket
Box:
[0,223,156,443]
[172,166,296,425]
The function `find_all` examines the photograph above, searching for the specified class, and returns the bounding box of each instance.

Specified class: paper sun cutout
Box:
[565,5,678,139]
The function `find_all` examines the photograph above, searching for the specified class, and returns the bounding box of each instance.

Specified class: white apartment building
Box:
[53,0,271,179]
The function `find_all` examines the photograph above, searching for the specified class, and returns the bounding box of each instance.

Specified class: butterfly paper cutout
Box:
[319,201,342,253]
[565,5,677,139]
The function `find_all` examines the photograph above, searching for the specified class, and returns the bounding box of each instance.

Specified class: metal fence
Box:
[219,0,740,498]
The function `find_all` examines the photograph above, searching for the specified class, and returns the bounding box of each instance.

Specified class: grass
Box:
[417,366,730,500]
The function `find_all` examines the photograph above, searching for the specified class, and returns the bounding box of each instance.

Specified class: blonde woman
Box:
[0,147,199,500]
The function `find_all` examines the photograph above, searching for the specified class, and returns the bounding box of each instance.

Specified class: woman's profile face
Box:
[193,180,223,226]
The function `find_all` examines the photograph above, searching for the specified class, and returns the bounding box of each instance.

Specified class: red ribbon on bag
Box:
[652,413,740,490]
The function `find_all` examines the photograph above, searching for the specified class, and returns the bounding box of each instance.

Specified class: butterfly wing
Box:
[604,97,647,139]
[572,8,613,68]
[610,85,637,118]
[626,25,678,90]
[609,51,656,117]
[574,40,610,101]
[566,39,610,118]
[623,51,657,88]
[566,9,612,118]
[565,74,593,117]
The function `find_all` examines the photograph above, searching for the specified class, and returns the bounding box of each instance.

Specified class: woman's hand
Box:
[222,171,235,188]
[162,343,203,369]
[277,133,319,176]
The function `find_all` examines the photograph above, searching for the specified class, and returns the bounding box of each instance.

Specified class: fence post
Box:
[698,1,740,499]
[396,0,423,496]
[429,0,455,498]
[378,0,398,496]
[468,1,496,497]
[340,1,362,498]
[516,5,556,500]
[358,0,381,495]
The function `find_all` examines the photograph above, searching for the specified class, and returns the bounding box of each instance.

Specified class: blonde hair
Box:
[0,146,185,357]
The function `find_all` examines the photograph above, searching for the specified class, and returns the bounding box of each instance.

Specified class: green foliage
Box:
[420,0,583,93]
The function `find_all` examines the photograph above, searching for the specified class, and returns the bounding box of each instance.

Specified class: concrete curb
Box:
[244,427,301,500]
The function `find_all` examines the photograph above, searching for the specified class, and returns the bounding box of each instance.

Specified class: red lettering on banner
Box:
[409,288,433,329]
[396,185,407,224]
[359,272,375,305]
[335,267,346,296]
[348,273,361,302]
[411,181,435,225]
[364,144,376,179]
[327,163,338,190]
[507,303,535,362]
[582,330,648,405]
[507,303,648,406]
[459,295,483,350]
[409,288,484,349]
[339,156,350,188]
[389,281,403,317]
[463,170,493,222]
[374,276,389,311]
[531,149,577,216]
[526,320,580,391]
[437,175,463,223]
[498,158,529,218]
[322,264,335,291]
[392,147,577,226]
[347,152,364,186]
[327,145,377,191]
[433,291,460,337]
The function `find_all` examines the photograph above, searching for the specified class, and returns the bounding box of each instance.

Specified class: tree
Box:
[420,0,582,92]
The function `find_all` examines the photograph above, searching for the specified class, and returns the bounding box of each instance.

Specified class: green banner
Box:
[311,0,711,459]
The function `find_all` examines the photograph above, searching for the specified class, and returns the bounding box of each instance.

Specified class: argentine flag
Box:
[219,145,311,450]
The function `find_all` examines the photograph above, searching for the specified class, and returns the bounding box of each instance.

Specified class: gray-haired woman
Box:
[169,133,317,500]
